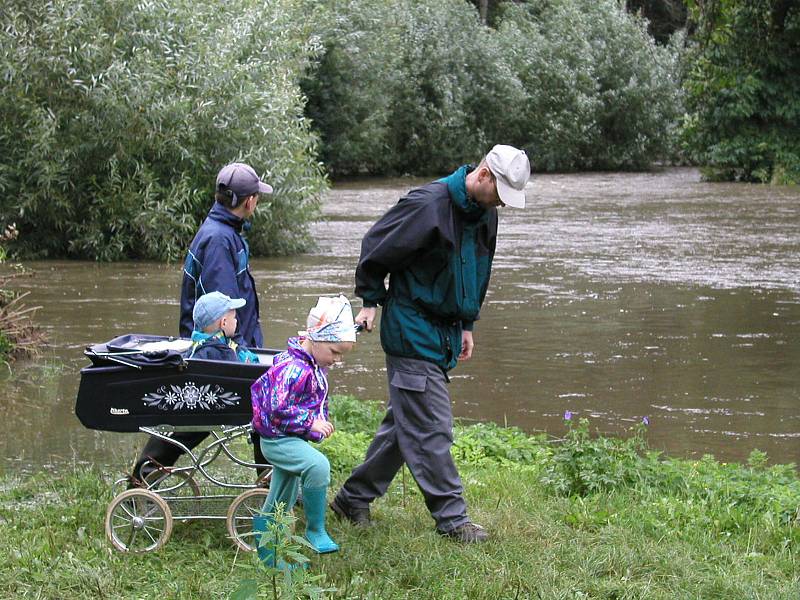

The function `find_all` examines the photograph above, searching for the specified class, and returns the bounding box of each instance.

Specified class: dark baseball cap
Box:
[216,163,273,202]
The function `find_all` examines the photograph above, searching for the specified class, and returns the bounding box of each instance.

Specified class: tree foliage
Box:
[498,0,684,171]
[626,0,688,44]
[303,0,506,176]
[0,0,326,260]
[304,0,684,176]
[681,0,800,184]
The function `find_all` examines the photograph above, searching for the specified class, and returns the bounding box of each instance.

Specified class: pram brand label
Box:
[110,407,130,415]
[142,381,241,412]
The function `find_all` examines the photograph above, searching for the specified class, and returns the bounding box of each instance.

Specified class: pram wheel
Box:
[105,489,173,552]
[226,488,269,552]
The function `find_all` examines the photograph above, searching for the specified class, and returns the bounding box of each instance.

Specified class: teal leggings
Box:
[260,436,331,514]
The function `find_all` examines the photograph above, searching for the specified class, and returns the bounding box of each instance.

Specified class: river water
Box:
[1,167,798,474]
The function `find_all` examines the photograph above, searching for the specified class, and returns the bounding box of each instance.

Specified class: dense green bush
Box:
[0,0,326,260]
[681,1,800,184]
[497,0,684,171]
[305,0,683,176]
[303,0,517,176]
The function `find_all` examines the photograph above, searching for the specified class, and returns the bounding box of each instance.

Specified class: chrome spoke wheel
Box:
[226,488,269,552]
[105,489,173,552]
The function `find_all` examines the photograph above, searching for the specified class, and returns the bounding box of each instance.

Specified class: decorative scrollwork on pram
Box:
[142,381,241,411]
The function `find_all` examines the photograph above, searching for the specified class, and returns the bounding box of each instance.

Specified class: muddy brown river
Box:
[1,167,798,474]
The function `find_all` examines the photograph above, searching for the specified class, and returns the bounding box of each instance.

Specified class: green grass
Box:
[3,396,799,599]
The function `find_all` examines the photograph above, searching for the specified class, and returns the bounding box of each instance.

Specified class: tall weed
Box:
[540,416,649,496]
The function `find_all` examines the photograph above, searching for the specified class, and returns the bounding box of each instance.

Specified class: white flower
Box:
[182,383,200,408]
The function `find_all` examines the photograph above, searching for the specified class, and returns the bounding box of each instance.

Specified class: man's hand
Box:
[354,307,377,332]
[458,330,474,361]
[311,418,335,439]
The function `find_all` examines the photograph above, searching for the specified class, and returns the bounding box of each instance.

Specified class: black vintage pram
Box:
[75,334,277,553]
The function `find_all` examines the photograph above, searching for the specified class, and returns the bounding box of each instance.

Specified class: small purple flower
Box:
[564,410,573,421]
[642,416,650,426]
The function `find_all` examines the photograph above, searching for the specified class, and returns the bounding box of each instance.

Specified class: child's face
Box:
[218,309,238,337]
[310,340,354,368]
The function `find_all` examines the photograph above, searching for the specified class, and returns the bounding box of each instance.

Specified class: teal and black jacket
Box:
[355,165,497,371]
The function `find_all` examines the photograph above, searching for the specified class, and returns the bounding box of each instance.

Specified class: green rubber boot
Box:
[302,486,339,554]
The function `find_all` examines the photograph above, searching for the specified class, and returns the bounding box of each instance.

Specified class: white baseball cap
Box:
[485,145,530,208]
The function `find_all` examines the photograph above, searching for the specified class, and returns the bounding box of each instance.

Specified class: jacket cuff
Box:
[301,413,321,441]
[462,320,475,331]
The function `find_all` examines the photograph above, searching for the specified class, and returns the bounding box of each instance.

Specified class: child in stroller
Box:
[189,291,258,363]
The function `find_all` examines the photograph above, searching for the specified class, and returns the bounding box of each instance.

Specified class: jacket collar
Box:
[286,336,321,369]
[191,330,228,345]
[439,165,485,219]
[208,201,245,232]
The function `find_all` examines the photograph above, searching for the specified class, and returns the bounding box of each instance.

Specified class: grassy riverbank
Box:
[4,396,799,598]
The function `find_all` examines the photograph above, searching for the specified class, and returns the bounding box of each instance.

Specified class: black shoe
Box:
[330,494,372,527]
[125,475,144,490]
[438,522,489,543]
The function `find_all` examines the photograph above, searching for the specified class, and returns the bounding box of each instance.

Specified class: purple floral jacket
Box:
[251,337,329,442]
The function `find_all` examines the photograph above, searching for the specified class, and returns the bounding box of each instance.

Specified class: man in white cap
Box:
[131,162,273,484]
[331,145,530,543]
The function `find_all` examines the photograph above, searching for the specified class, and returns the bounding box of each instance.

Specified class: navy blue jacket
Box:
[180,202,263,347]
[190,335,239,361]
[355,165,497,371]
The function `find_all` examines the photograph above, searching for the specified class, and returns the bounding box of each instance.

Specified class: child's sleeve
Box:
[265,365,322,441]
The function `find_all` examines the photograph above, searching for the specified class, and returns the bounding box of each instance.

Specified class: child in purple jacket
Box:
[250,295,356,564]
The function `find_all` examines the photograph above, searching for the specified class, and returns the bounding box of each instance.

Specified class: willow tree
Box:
[0,0,326,260]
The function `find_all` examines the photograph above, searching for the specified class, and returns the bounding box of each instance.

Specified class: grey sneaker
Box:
[439,522,489,543]
[330,495,372,527]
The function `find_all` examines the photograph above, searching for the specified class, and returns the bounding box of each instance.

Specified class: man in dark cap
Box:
[130,162,273,484]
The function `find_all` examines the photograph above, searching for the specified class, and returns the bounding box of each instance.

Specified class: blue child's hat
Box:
[193,291,246,331]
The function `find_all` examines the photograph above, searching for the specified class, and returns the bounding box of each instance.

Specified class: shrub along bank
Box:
[0,0,325,261]
[303,0,684,176]
[3,396,798,598]
[681,0,800,184]
[1,0,686,261]
[0,227,44,363]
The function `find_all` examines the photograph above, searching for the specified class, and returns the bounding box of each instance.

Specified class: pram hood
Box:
[85,334,192,369]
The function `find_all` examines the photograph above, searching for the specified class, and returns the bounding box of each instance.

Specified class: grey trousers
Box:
[337,354,468,532]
